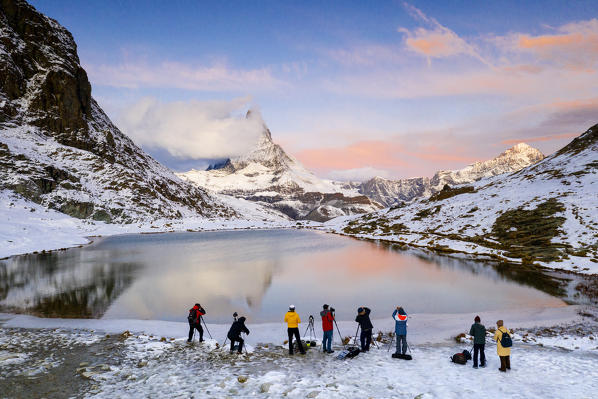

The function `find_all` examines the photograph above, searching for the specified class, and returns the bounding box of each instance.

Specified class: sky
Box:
[31,0,598,180]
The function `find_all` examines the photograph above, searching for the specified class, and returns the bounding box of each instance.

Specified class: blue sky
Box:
[31,0,598,179]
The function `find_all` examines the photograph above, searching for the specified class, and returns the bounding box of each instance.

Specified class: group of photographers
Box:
[188,302,409,357]
[188,303,511,371]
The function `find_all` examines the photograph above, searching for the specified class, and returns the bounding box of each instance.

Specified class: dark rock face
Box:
[0,0,231,222]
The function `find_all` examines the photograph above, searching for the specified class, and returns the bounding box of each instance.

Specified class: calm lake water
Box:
[0,229,565,323]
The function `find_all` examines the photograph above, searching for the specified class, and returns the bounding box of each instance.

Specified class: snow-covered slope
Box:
[179,112,381,221]
[329,125,598,273]
[358,143,544,207]
[0,0,232,223]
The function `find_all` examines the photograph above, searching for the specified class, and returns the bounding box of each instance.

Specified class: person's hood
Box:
[398,307,406,316]
[239,316,246,323]
[192,305,199,310]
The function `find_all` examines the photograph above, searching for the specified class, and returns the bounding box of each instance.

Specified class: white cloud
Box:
[116,96,266,159]
[326,167,392,182]
[85,60,284,92]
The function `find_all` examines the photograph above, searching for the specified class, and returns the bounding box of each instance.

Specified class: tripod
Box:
[304,315,317,341]
[201,317,213,340]
[332,316,345,348]
[386,333,413,354]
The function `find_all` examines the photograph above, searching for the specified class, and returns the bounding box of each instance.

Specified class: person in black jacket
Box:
[227,316,250,353]
[355,306,373,352]
[469,315,486,368]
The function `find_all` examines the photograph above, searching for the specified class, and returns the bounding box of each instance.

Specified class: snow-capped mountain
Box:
[178,112,381,221]
[330,124,598,272]
[0,0,232,223]
[357,143,545,207]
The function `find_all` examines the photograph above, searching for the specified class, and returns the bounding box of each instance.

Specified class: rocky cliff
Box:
[0,0,231,222]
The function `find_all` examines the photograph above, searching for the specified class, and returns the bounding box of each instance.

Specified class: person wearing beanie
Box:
[284,305,305,355]
[392,306,408,356]
[320,304,335,354]
[469,315,486,368]
[355,306,373,352]
[494,319,512,372]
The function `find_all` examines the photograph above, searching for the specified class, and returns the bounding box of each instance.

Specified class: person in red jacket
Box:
[187,303,206,342]
[320,304,335,353]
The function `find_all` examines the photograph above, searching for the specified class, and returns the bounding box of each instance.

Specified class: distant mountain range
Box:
[353,143,545,207]
[331,124,598,272]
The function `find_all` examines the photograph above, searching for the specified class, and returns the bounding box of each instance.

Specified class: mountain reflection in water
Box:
[0,229,566,322]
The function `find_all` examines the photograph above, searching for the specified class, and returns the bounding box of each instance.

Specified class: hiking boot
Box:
[327,350,335,354]
[300,352,306,355]
[498,368,506,372]
[187,339,192,343]
[473,365,478,369]
[200,339,205,342]
[481,362,486,368]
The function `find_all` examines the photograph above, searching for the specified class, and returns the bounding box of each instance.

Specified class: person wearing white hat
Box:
[284,304,305,355]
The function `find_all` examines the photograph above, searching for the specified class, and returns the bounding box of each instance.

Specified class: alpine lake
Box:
[0,229,570,323]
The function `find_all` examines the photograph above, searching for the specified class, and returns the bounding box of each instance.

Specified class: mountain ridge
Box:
[356,142,545,207]
[0,0,233,222]
[330,124,598,272]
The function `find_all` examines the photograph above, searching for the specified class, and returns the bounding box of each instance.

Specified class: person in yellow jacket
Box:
[284,305,305,355]
[493,319,511,372]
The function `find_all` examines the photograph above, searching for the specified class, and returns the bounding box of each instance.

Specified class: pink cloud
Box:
[398,4,489,66]
[505,19,598,70]
[501,133,578,145]
[295,140,406,171]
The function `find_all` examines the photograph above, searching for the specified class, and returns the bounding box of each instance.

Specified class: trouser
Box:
[188,322,203,342]
[499,355,511,371]
[473,343,486,367]
[322,330,333,352]
[228,335,244,353]
[288,327,305,354]
[360,328,372,351]
[396,334,407,355]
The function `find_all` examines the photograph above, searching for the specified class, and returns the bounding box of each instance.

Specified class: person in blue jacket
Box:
[392,306,408,355]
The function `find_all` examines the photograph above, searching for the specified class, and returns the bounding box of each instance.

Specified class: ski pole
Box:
[201,317,213,339]
[354,324,360,346]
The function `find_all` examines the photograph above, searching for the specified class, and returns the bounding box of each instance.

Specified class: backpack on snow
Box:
[500,331,513,348]
[451,352,467,365]
[451,349,471,365]
[336,346,360,360]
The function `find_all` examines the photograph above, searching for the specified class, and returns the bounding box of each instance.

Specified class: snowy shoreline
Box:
[2,305,597,398]
[0,304,586,347]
